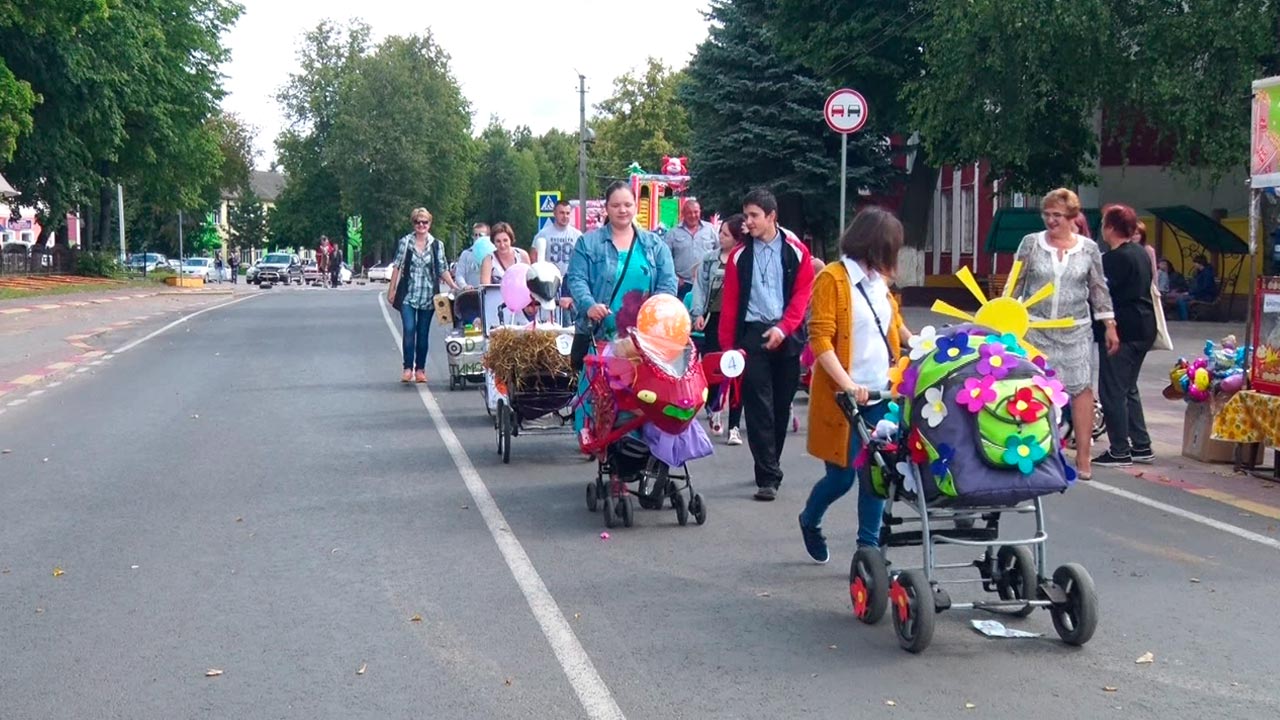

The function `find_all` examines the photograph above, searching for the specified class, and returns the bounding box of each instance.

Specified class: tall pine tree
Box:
[681,0,893,255]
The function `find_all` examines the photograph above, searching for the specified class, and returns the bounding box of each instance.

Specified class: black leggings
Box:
[694,313,741,429]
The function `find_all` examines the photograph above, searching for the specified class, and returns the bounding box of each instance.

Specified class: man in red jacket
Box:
[718,188,815,501]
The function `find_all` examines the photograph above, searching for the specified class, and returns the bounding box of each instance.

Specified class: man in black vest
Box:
[718,189,816,500]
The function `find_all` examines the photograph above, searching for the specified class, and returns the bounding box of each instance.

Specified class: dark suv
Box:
[249,253,303,285]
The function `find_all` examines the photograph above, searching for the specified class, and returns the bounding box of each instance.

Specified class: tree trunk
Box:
[899,156,939,251]
[96,185,114,251]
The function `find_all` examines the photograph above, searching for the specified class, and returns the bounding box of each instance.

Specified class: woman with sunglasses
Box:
[1009,188,1115,480]
[387,207,460,383]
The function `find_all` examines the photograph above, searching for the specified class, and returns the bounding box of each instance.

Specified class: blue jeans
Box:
[400,303,434,370]
[800,402,888,548]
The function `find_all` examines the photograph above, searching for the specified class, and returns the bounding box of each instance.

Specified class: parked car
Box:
[180,257,214,281]
[367,262,394,282]
[126,253,169,272]
[247,253,303,285]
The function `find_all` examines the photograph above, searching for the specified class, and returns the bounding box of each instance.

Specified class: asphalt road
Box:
[1,286,1277,719]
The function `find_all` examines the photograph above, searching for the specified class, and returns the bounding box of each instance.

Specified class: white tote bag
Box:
[1150,284,1174,351]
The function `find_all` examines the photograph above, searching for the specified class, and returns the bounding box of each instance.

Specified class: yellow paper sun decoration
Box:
[928,261,1073,360]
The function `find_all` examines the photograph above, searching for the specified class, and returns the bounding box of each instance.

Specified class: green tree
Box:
[228,185,268,251]
[466,119,541,243]
[683,0,893,253]
[530,128,588,201]
[326,32,474,260]
[0,0,108,159]
[592,58,691,180]
[271,20,370,253]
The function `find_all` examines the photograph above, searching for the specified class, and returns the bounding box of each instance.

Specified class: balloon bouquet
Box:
[579,293,743,528]
[1164,335,1249,403]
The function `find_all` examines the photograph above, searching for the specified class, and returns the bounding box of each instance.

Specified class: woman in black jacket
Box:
[1093,204,1156,467]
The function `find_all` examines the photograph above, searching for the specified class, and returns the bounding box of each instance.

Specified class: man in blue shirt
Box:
[666,198,718,299]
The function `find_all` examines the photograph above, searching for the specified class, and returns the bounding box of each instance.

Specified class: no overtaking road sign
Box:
[824,88,868,134]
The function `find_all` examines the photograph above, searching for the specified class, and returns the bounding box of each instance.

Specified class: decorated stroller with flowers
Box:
[844,264,1099,654]
[578,294,740,529]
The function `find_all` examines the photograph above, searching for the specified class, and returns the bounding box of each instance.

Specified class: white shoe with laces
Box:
[710,411,724,435]
[727,428,743,446]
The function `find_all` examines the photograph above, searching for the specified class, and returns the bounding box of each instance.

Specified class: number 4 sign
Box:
[719,350,746,378]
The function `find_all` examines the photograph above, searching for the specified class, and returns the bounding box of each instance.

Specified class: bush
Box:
[74,251,121,278]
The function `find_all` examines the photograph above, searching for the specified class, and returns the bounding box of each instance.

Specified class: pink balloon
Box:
[500,263,531,309]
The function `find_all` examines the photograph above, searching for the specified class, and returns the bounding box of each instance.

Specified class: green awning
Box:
[984,208,1102,254]
[1146,205,1249,255]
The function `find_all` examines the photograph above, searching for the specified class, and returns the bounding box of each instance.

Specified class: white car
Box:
[367,262,394,282]
[180,257,214,280]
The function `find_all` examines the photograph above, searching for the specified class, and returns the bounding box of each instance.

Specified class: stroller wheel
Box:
[850,546,889,624]
[995,545,1038,617]
[673,492,689,526]
[889,570,935,653]
[618,496,634,528]
[602,495,617,529]
[689,493,707,525]
[585,482,599,513]
[1049,563,1098,646]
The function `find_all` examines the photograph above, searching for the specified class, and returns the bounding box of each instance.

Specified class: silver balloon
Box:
[526,260,562,309]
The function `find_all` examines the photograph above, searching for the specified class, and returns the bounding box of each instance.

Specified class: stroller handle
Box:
[834,389,897,422]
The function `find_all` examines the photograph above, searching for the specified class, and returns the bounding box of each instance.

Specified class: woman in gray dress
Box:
[1011,188,1118,480]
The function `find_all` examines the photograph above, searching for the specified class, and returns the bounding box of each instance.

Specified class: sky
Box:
[220,1,713,169]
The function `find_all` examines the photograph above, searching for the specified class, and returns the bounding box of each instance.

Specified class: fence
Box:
[0,245,77,276]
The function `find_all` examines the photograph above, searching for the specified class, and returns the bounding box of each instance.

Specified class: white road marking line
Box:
[378,293,624,720]
[1088,480,1280,550]
[76,367,91,374]
[28,390,44,397]
[114,295,259,354]
[89,361,103,366]
[46,382,62,388]
[7,399,27,407]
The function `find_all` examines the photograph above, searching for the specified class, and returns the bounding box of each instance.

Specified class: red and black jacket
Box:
[717,227,814,354]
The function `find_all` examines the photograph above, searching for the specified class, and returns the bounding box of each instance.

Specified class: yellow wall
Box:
[1141,215,1263,295]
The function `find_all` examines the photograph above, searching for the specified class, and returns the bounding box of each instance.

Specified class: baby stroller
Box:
[843,324,1097,654]
[578,330,733,529]
[441,288,487,391]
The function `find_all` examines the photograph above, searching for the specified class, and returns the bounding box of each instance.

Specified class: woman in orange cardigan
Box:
[798,207,907,564]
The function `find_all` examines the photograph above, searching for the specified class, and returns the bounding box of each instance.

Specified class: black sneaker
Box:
[799,514,829,564]
[1130,446,1154,464]
[1092,450,1132,467]
[753,486,777,501]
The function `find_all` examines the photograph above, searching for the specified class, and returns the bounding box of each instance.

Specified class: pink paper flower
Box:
[1032,374,1069,408]
[960,375,997,413]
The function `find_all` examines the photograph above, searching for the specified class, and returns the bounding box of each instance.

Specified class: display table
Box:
[1212,390,1280,477]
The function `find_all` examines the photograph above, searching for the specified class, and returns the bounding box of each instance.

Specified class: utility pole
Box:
[116,184,126,261]
[577,72,588,232]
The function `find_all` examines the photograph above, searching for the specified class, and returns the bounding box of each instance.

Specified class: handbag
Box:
[390,242,414,311]
[1150,284,1174,351]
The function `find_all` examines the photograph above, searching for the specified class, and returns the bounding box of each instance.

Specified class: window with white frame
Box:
[961,187,976,255]
[940,190,953,255]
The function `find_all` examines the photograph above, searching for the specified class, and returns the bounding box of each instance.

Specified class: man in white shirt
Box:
[531,200,581,309]
[455,223,490,288]
[665,199,717,298]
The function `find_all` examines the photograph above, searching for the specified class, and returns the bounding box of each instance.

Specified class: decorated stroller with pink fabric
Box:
[578,328,738,529]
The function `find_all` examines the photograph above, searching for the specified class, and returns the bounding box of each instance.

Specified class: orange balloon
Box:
[636,294,691,349]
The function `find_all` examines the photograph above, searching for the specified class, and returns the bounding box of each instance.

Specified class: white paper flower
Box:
[896,461,919,494]
[920,386,948,428]
[908,325,940,361]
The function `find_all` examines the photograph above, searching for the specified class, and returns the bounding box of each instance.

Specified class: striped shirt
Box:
[393,233,448,309]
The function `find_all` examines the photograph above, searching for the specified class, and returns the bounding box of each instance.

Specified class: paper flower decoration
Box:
[960,375,997,413]
[921,386,948,427]
[907,428,928,464]
[933,333,974,364]
[1006,387,1046,423]
[887,356,911,394]
[986,332,1027,357]
[1032,374,1069,408]
[976,341,1012,379]
[896,461,919,494]
[908,326,940,361]
[885,401,902,425]
[898,364,920,397]
[930,443,955,477]
[1002,434,1047,474]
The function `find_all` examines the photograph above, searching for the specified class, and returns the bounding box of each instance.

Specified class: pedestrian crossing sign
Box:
[536,191,561,217]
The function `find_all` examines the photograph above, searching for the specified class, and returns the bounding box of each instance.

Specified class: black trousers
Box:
[739,321,801,488]
[1098,340,1153,455]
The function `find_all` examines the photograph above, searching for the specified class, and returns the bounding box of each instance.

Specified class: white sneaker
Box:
[710,411,724,435]
[727,428,743,446]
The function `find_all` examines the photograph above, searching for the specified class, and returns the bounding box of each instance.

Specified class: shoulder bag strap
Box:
[854,280,894,361]
[607,239,638,308]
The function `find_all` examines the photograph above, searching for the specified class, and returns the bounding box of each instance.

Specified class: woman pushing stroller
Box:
[798,207,908,564]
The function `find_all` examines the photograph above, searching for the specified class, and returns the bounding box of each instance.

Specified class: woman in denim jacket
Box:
[565,181,678,369]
